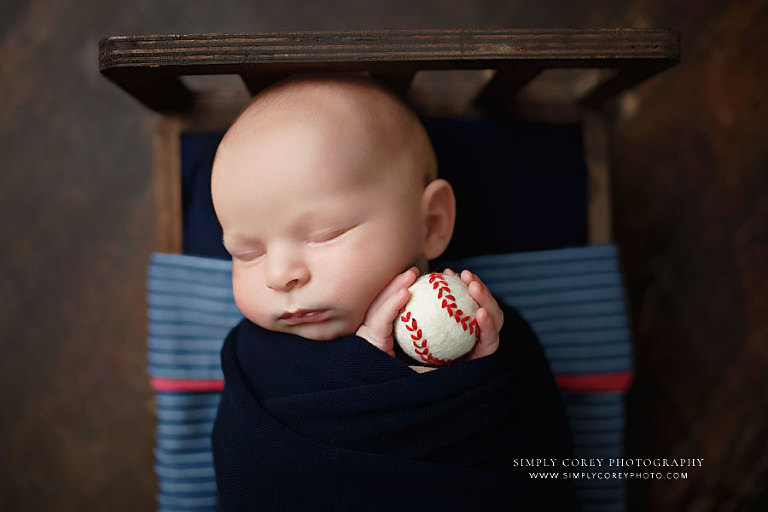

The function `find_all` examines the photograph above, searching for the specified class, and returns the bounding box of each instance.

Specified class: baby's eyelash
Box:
[233,249,265,262]
[307,225,356,245]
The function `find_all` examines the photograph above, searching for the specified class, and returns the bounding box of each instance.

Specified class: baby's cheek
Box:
[322,236,405,318]
[324,272,373,319]
[232,275,267,326]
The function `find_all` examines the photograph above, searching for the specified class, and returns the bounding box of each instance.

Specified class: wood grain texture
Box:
[99,29,679,112]
[152,116,183,253]
[99,29,680,66]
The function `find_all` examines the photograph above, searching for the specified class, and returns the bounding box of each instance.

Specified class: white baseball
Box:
[394,272,480,366]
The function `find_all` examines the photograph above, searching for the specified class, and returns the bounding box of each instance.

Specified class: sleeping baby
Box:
[210,75,578,511]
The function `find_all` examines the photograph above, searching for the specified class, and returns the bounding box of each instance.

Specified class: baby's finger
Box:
[460,269,476,286]
[468,280,504,329]
[370,287,412,339]
[442,268,457,276]
[468,308,500,359]
[367,267,418,317]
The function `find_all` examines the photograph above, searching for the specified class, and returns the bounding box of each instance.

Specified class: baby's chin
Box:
[266,318,359,341]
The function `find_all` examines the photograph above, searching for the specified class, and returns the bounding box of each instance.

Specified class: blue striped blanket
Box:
[148,244,631,511]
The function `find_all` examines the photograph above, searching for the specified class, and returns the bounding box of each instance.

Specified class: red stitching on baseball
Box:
[399,307,452,366]
[428,272,481,340]
[468,319,479,336]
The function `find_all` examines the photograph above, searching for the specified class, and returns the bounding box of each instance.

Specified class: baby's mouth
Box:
[278,309,330,325]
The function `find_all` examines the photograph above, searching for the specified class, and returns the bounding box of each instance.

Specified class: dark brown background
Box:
[1,0,766,510]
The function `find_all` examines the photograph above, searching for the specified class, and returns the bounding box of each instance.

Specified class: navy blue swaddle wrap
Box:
[156,119,628,510]
[212,301,579,510]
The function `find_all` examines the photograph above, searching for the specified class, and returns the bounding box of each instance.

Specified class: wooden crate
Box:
[99,29,679,253]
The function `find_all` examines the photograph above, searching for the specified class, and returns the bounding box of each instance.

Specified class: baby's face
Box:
[213,120,426,340]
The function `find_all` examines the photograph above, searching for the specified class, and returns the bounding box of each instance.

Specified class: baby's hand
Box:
[443,268,504,360]
[356,267,419,356]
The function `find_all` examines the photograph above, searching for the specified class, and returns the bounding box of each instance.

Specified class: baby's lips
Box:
[278,309,330,325]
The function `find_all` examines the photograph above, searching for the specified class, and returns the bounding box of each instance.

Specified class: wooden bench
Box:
[99,28,679,254]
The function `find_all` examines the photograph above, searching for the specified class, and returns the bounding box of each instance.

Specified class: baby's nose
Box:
[265,254,310,292]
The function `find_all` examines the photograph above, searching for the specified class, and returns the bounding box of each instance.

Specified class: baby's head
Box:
[211,76,455,340]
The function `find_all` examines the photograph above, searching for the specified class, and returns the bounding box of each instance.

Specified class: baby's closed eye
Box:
[231,249,265,262]
[306,224,358,245]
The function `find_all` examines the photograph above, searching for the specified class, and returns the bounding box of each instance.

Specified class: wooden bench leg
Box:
[583,110,612,245]
[152,115,183,254]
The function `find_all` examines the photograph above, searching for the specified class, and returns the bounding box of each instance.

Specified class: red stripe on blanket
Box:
[151,373,631,393]
[555,371,633,392]
[151,377,225,391]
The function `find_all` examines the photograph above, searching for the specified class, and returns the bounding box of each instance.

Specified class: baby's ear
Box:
[420,179,456,260]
